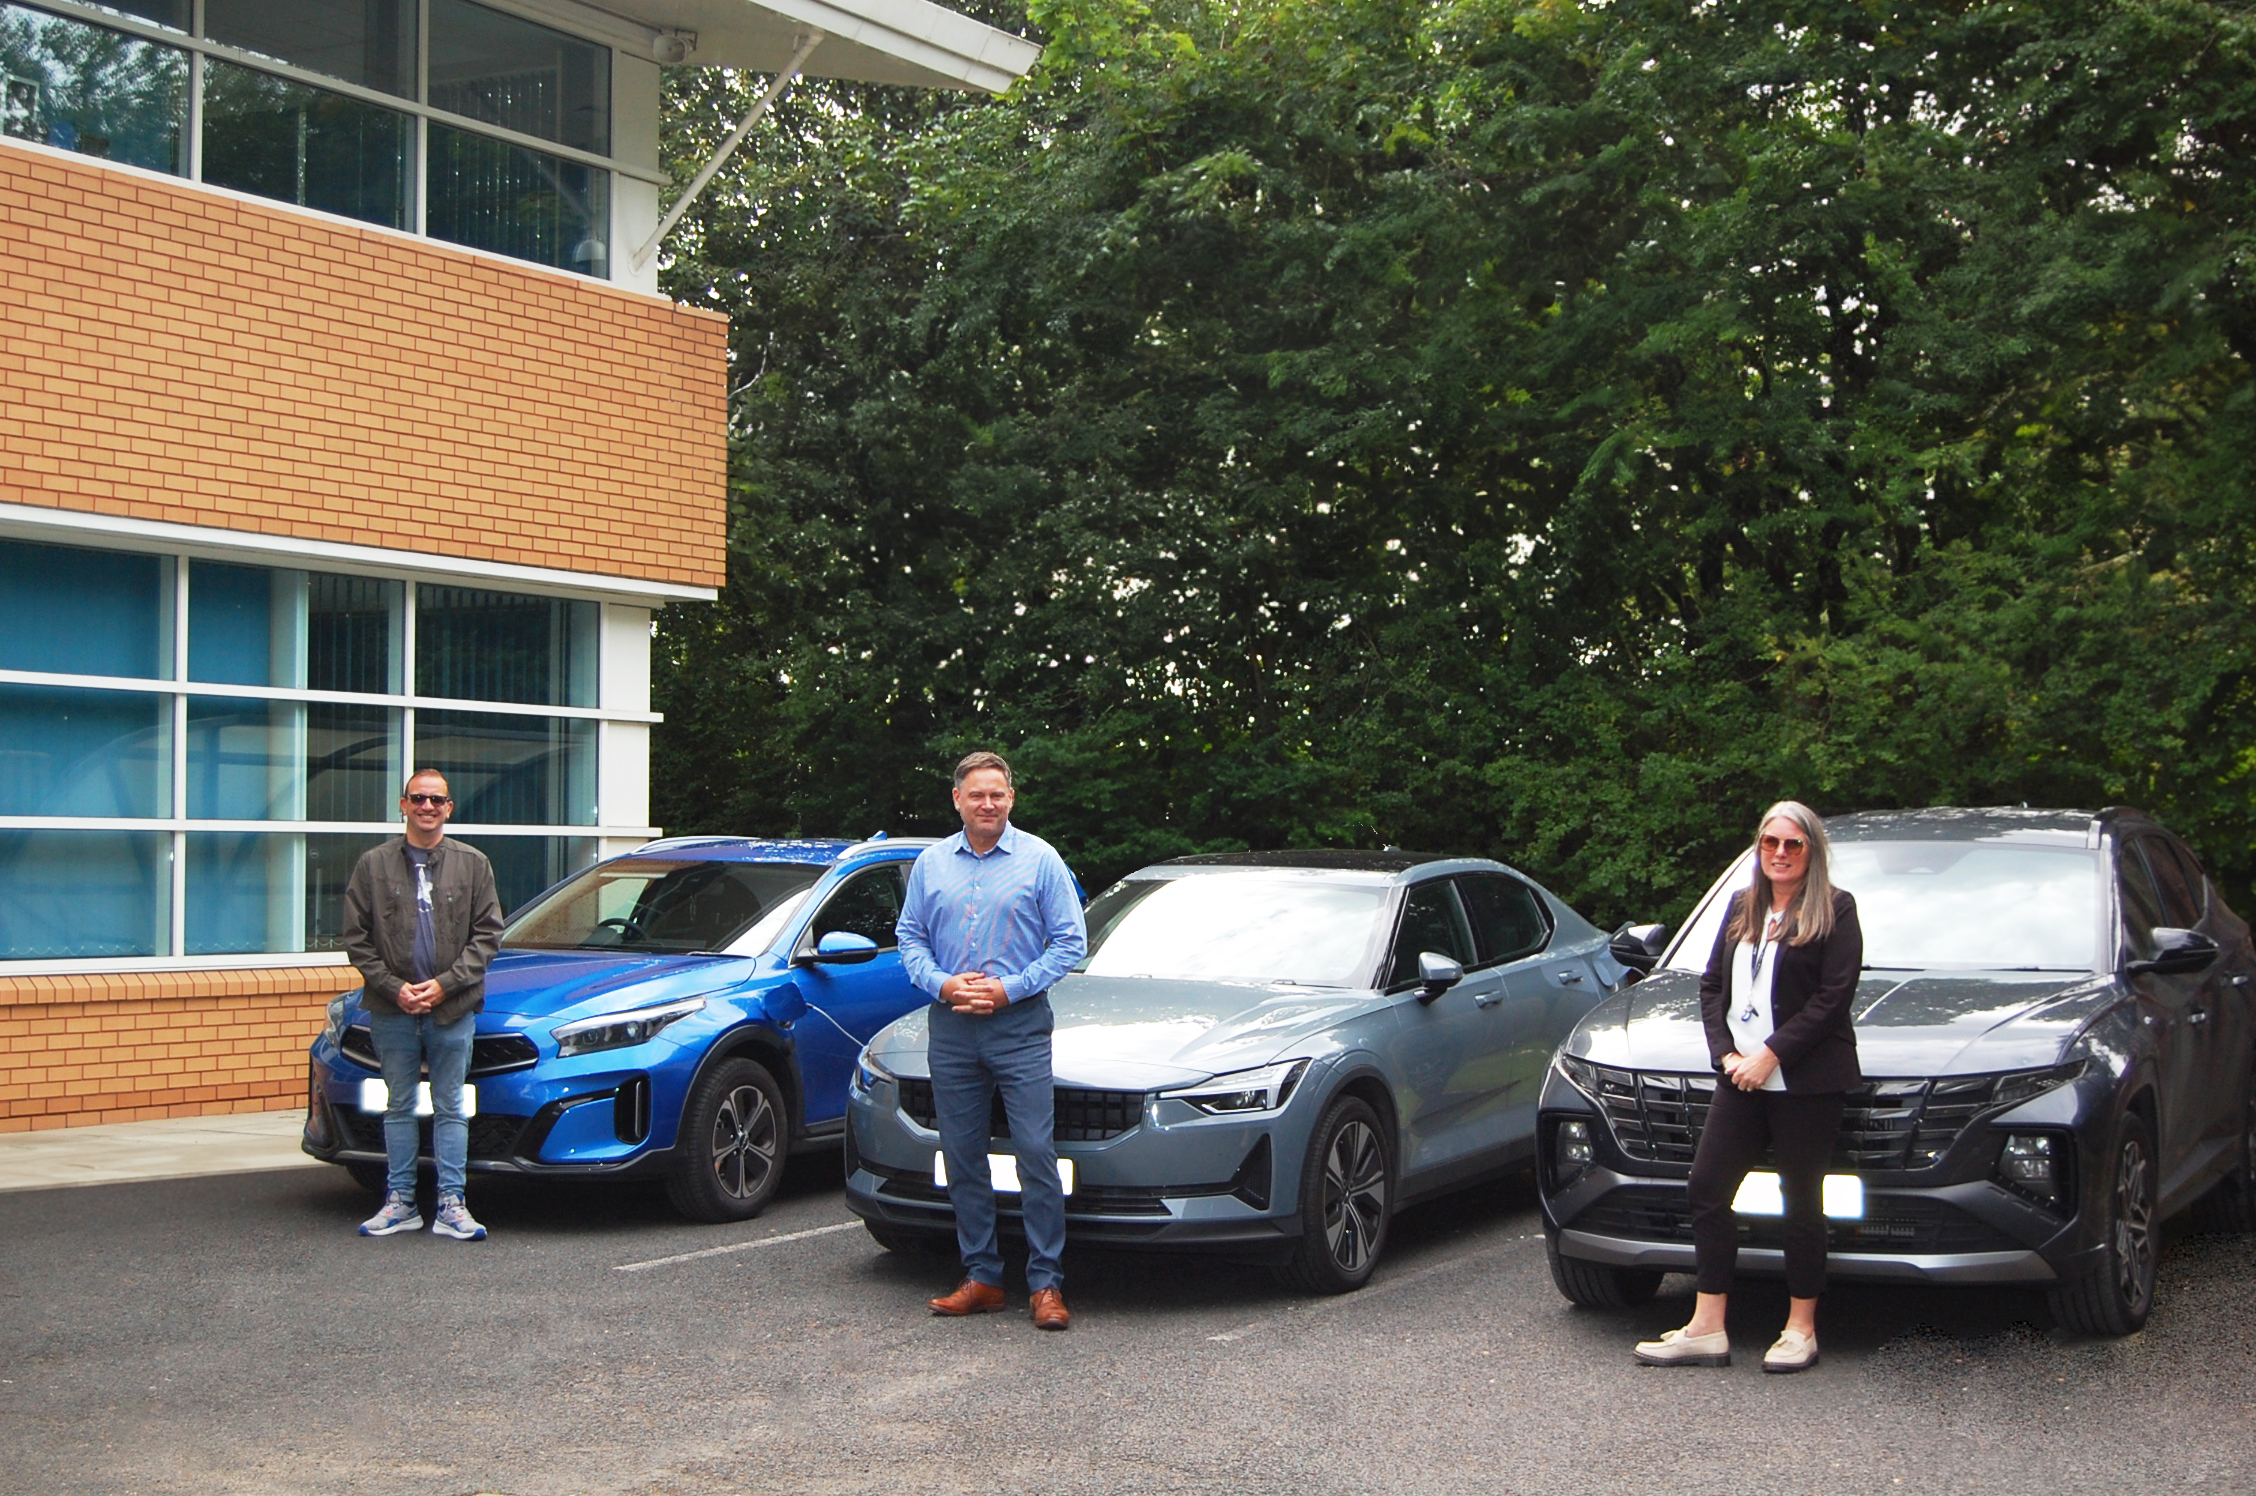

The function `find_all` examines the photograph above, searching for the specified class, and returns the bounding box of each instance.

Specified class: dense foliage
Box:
[651,0,2256,928]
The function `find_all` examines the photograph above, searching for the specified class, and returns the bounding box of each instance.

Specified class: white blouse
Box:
[1727,911,1789,1092]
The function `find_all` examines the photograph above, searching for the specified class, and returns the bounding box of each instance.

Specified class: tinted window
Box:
[1459,874,1548,965]
[2119,845,2164,953]
[0,538,167,679]
[0,3,188,174]
[505,858,821,953]
[200,61,413,229]
[1387,880,1474,988]
[808,865,905,949]
[428,0,608,153]
[1080,874,1389,987]
[205,0,416,96]
[2136,838,2204,929]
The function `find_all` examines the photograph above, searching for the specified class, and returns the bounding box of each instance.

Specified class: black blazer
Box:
[1699,888,1863,1094]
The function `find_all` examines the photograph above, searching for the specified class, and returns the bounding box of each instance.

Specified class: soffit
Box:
[579,0,1040,93]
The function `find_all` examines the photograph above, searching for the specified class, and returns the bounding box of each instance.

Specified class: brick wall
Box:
[0,142,730,590]
[0,968,347,1130]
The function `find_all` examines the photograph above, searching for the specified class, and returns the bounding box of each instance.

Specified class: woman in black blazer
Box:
[1635,800,1862,1374]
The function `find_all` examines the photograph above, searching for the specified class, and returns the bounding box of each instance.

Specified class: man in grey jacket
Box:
[342,769,506,1240]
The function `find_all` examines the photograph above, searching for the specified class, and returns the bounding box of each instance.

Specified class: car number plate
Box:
[1732,1171,1863,1220]
[357,1079,478,1119]
[934,1152,1075,1196]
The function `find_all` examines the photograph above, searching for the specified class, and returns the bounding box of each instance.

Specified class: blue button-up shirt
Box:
[896,823,1087,1004]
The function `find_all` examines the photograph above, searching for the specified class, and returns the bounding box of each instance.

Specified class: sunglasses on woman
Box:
[1759,834,1807,855]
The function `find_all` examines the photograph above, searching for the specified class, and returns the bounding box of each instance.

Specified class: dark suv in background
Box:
[1540,807,2256,1335]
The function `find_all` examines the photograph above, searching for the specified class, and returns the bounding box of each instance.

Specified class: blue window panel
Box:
[0,539,167,680]
[0,685,169,817]
[305,831,389,952]
[416,711,595,827]
[305,704,397,822]
[186,831,301,954]
[415,587,597,706]
[186,697,299,820]
[0,830,169,958]
[453,834,595,916]
[189,561,311,687]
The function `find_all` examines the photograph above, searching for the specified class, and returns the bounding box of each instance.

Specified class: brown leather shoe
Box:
[929,1279,1007,1316]
[1030,1287,1071,1331]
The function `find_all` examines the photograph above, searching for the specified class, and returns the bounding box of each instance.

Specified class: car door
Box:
[791,862,914,1124]
[1455,872,1561,1151]
[2120,837,2210,1193]
[1384,878,1503,1177]
[2140,836,2241,1175]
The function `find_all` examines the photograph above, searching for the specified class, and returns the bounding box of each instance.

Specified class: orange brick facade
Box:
[0,142,730,590]
[0,967,347,1131]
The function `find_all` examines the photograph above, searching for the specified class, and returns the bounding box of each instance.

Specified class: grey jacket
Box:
[342,836,506,1025]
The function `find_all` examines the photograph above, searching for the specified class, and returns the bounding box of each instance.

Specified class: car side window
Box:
[1387,880,1476,989]
[1457,874,1550,966]
[2141,838,2207,928]
[806,865,906,951]
[2119,844,2165,955]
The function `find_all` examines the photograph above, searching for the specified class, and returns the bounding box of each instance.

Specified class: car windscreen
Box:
[1078,874,1388,987]
[503,859,824,954]
[1666,843,2101,973]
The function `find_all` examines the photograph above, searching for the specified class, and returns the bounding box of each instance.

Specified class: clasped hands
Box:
[1721,1045,1780,1091]
[941,972,1009,1016]
[395,978,445,1016]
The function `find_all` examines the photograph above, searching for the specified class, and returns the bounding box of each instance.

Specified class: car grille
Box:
[1578,1063,2003,1171]
[1571,1185,2023,1255]
[330,1106,530,1162]
[338,1025,539,1078]
[896,1079,1144,1142]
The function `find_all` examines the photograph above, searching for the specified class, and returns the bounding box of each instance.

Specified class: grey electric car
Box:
[843,850,1624,1292]
[1538,807,2256,1336]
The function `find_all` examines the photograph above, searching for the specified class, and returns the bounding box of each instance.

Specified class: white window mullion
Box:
[170,554,191,957]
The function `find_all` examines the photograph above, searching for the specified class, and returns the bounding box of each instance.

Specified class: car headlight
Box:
[1998,1131,2072,1211]
[1556,1053,1601,1098]
[1993,1058,2088,1111]
[855,1050,894,1093]
[322,993,353,1047]
[1555,1117,1594,1184]
[552,998,706,1058]
[1161,1059,1309,1116]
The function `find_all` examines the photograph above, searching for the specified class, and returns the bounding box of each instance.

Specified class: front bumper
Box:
[842,1064,1330,1260]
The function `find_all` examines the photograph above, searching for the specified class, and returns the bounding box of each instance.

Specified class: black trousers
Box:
[1687,1085,1847,1299]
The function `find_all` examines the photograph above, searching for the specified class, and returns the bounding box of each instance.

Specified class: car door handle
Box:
[2189,1006,2210,1025]
[1474,991,1503,1008]
[2233,973,2253,988]
[1553,969,1584,986]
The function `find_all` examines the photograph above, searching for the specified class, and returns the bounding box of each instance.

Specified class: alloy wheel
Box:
[711,1084,779,1200]
[1322,1118,1387,1274]
[2113,1134,2155,1316]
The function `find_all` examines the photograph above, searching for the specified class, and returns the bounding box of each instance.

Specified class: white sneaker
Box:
[359,1192,423,1236]
[1634,1327,1731,1367]
[431,1194,487,1241]
[1763,1329,1818,1373]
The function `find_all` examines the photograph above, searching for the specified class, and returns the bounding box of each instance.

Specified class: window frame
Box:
[793,862,908,959]
[1381,876,1478,993]
[1453,871,1553,969]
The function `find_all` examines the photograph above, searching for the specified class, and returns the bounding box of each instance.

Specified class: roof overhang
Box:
[566,0,1041,93]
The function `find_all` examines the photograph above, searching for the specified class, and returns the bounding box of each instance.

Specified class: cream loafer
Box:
[1762,1329,1818,1373]
[1633,1327,1731,1367]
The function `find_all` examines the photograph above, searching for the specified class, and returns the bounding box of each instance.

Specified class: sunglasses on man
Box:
[405,793,453,807]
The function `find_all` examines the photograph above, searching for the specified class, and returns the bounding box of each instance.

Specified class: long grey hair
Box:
[1723,800,1837,947]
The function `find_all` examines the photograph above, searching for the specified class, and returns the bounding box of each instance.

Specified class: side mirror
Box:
[1416,951,1464,1004]
[1608,922,1671,975]
[2128,927,2220,977]
[801,930,880,966]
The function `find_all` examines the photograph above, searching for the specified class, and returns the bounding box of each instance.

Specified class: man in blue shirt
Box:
[896,750,1087,1329]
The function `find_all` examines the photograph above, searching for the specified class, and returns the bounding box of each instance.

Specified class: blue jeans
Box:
[928,995,1065,1293]
[367,1009,475,1199]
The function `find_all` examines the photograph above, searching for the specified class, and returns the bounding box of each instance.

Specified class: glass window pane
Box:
[186,697,298,819]
[200,59,411,228]
[1458,874,1548,965]
[455,834,595,915]
[0,2,187,173]
[1388,880,1473,986]
[305,830,388,951]
[188,560,311,687]
[73,3,187,29]
[0,538,168,679]
[426,122,608,277]
[429,0,607,154]
[0,829,168,957]
[308,573,399,694]
[186,830,302,953]
[0,684,169,817]
[416,709,594,825]
[416,586,596,706]
[307,703,398,821]
[204,0,414,97]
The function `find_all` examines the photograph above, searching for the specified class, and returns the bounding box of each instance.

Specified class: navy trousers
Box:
[928,994,1065,1292]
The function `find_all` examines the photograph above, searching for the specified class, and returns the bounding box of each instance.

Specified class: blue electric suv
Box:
[302,834,935,1221]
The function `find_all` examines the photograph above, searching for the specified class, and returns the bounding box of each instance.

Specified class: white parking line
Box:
[615,1220,863,1272]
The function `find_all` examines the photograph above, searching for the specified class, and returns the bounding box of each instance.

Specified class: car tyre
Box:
[344,1159,390,1194]
[2190,1084,2256,1235]
[1545,1231,1664,1308]
[1276,1093,1392,1295]
[2048,1110,2158,1336]
[666,1057,788,1224]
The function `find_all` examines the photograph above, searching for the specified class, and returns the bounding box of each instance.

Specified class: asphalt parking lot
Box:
[3,1156,2254,1496]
